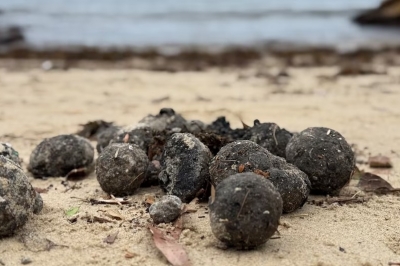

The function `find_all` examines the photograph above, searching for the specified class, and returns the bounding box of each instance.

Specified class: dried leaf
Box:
[123,133,129,143]
[253,169,270,178]
[149,225,191,266]
[103,231,119,244]
[34,187,48,194]
[357,172,394,193]
[65,207,79,217]
[125,251,138,259]
[238,164,245,173]
[105,209,125,220]
[368,155,392,168]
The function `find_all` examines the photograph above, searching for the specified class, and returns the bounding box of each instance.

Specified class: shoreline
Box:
[1,44,400,70]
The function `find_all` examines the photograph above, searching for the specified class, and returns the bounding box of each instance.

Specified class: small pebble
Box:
[149,195,182,224]
[28,134,94,178]
[96,143,149,196]
[159,133,212,203]
[286,127,355,194]
[21,257,32,265]
[209,173,282,249]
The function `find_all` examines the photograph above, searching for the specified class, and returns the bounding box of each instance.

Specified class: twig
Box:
[272,124,278,146]
[110,194,123,206]
[237,190,250,218]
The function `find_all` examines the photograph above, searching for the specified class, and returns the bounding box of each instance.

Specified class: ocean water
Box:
[1,0,400,51]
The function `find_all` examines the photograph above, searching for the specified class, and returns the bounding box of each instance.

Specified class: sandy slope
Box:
[0,64,399,266]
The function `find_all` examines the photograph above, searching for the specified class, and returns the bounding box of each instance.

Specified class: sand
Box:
[0,62,399,266]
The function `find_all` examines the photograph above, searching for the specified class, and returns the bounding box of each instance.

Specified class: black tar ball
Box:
[0,156,42,237]
[209,140,310,213]
[243,120,292,158]
[286,127,355,194]
[158,133,212,203]
[209,173,282,249]
[96,126,120,153]
[96,143,149,196]
[28,135,94,178]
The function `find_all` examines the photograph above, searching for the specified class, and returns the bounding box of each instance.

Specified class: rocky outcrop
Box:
[354,0,400,26]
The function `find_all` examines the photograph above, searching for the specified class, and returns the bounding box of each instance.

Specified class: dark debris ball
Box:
[209,173,283,249]
[159,133,212,203]
[209,140,310,213]
[95,143,149,196]
[0,143,21,166]
[111,127,153,155]
[96,126,120,153]
[285,127,355,194]
[0,156,42,237]
[28,134,94,178]
[243,120,293,158]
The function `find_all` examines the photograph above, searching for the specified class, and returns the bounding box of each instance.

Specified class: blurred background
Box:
[1,0,400,53]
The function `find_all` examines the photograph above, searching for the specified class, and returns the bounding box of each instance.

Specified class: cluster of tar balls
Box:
[1,108,355,249]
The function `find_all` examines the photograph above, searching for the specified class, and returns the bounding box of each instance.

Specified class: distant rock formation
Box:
[0,26,24,45]
[354,0,400,26]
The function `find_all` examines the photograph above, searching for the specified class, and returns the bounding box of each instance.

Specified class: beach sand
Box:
[0,62,399,266]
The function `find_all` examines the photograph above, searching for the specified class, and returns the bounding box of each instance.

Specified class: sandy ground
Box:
[0,62,400,266]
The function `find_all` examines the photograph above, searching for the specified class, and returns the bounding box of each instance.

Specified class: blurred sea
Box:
[1,0,400,51]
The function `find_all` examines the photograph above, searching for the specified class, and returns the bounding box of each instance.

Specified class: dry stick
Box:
[388,263,400,266]
[65,167,87,180]
[236,190,250,218]
[272,124,278,146]
[110,194,123,206]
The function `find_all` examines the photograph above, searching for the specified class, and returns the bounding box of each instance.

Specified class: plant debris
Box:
[103,231,119,244]
[368,155,393,168]
[125,250,138,259]
[103,209,125,220]
[89,197,131,205]
[357,172,399,194]
[309,196,370,206]
[149,223,191,266]
[65,207,80,217]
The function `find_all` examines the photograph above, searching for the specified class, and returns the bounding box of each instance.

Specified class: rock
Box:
[149,195,182,224]
[28,135,94,178]
[353,0,400,26]
[209,173,282,249]
[209,140,310,213]
[96,126,120,153]
[0,156,41,237]
[0,142,21,166]
[243,120,293,158]
[286,127,355,194]
[0,26,24,45]
[95,143,149,196]
[159,133,212,203]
